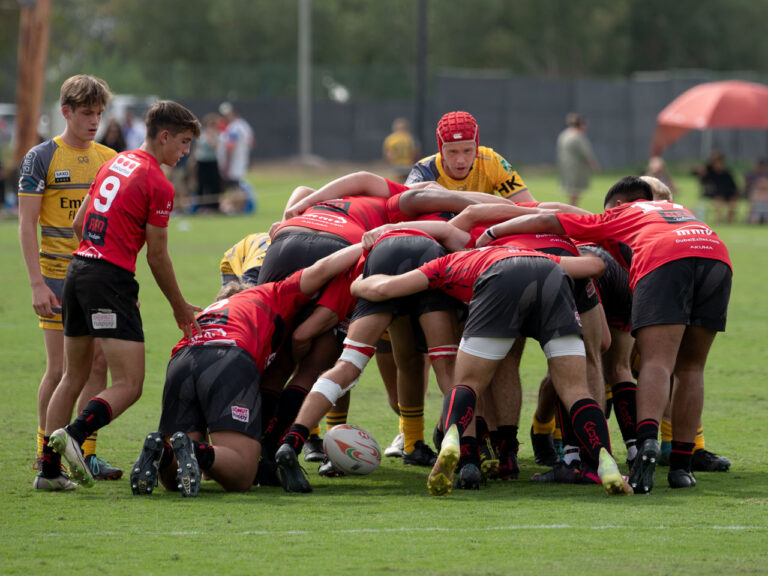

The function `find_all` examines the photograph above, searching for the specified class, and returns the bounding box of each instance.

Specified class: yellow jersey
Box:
[383,131,417,171]
[406,145,528,198]
[18,136,116,278]
[220,232,272,281]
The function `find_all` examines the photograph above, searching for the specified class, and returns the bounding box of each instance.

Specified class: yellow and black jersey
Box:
[18,136,116,278]
[220,232,272,281]
[383,131,417,171]
[406,145,528,198]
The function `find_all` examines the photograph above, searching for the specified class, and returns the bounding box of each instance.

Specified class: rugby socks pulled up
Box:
[611,381,637,455]
[283,423,311,454]
[192,441,215,470]
[37,426,45,459]
[326,409,348,430]
[66,397,113,445]
[81,431,98,459]
[570,398,612,466]
[442,385,476,437]
[399,403,425,453]
[262,385,309,457]
[670,441,695,472]
[40,435,62,479]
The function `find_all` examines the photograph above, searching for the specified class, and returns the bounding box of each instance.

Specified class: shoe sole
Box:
[130,433,164,495]
[171,433,200,498]
[276,447,312,493]
[630,441,659,495]
[427,426,459,496]
[49,429,94,489]
[33,475,77,491]
[480,457,500,478]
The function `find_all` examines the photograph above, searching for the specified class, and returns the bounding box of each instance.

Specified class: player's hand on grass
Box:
[31,282,58,318]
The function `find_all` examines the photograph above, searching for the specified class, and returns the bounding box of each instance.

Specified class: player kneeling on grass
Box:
[130,245,362,497]
[352,243,633,497]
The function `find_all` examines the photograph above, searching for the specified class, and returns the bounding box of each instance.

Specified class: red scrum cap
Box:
[436,111,479,155]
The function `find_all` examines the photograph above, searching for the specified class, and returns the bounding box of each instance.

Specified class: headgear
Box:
[436,111,479,155]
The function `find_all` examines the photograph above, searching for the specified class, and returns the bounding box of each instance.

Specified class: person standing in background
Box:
[217,102,256,214]
[556,113,599,206]
[383,118,419,184]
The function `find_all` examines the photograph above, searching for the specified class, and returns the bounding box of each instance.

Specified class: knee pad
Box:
[339,338,376,372]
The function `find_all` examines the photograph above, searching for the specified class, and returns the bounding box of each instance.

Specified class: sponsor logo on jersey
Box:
[231,405,249,423]
[77,156,89,164]
[54,170,71,183]
[21,151,36,175]
[675,224,712,236]
[109,155,141,177]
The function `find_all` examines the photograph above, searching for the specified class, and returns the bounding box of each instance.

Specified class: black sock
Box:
[496,426,519,459]
[489,429,501,455]
[262,386,308,457]
[475,416,490,443]
[670,441,695,472]
[41,436,62,478]
[260,389,280,435]
[570,398,612,466]
[67,398,113,445]
[283,423,310,453]
[611,381,637,445]
[442,385,476,436]
[557,400,579,450]
[193,441,215,470]
[459,436,480,467]
[636,419,659,444]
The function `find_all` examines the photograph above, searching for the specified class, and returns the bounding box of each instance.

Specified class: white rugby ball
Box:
[323,424,381,475]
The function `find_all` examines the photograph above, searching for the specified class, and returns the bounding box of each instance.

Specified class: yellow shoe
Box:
[598,447,632,495]
[427,424,460,496]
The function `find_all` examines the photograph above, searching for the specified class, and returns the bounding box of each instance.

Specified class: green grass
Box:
[1,163,767,575]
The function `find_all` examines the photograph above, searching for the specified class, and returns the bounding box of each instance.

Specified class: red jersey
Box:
[171,271,310,371]
[385,194,456,224]
[76,150,174,273]
[418,246,560,303]
[490,232,579,255]
[557,201,732,289]
[316,256,365,323]
[276,180,406,242]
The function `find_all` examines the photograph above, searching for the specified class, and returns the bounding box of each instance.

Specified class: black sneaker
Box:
[87,454,123,481]
[668,468,697,489]
[629,438,659,495]
[530,460,600,484]
[479,436,499,478]
[275,443,313,493]
[692,449,731,472]
[530,426,558,467]
[131,432,164,495]
[318,456,344,478]
[455,463,482,490]
[254,453,281,487]
[170,432,201,498]
[303,435,325,463]
[403,440,437,467]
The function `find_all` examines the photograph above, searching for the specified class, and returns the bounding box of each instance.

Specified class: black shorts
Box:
[538,247,600,314]
[463,257,582,345]
[352,235,458,320]
[62,256,143,341]
[158,346,262,440]
[258,232,350,284]
[631,258,732,334]
[579,244,632,331]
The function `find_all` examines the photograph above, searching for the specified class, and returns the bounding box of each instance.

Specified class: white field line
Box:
[37,524,768,538]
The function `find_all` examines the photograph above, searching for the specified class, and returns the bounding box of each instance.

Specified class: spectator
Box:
[192,113,222,213]
[695,149,739,224]
[556,113,599,206]
[382,117,419,184]
[122,109,146,151]
[645,156,677,197]
[745,158,768,224]
[217,102,256,214]
[98,118,127,153]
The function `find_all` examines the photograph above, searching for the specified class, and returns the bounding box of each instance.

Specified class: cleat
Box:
[318,457,345,478]
[668,468,697,489]
[403,440,437,467]
[479,436,499,478]
[303,435,325,463]
[598,448,633,495]
[254,454,281,487]
[275,444,313,493]
[491,440,520,481]
[49,428,94,488]
[86,454,123,480]
[33,472,77,491]
[384,433,405,458]
[692,449,731,472]
[170,432,200,498]
[455,463,482,490]
[130,432,165,496]
[427,424,460,496]
[530,460,601,484]
[530,426,559,467]
[32,456,42,471]
[629,438,659,495]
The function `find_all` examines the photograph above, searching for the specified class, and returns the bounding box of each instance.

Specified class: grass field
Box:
[1,163,767,575]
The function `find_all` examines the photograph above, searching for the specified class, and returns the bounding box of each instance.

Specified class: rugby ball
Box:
[323,424,381,475]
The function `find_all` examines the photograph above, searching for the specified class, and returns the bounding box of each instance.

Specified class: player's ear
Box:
[61,105,71,120]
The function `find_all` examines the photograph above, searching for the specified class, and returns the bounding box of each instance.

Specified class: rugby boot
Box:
[403,440,437,466]
[427,424,459,496]
[87,454,123,480]
[530,426,559,467]
[597,448,633,495]
[455,462,482,490]
[629,438,659,495]
[303,434,325,463]
[275,443,313,493]
[130,432,165,495]
[668,468,697,489]
[171,431,201,498]
[692,449,731,472]
[49,428,94,489]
